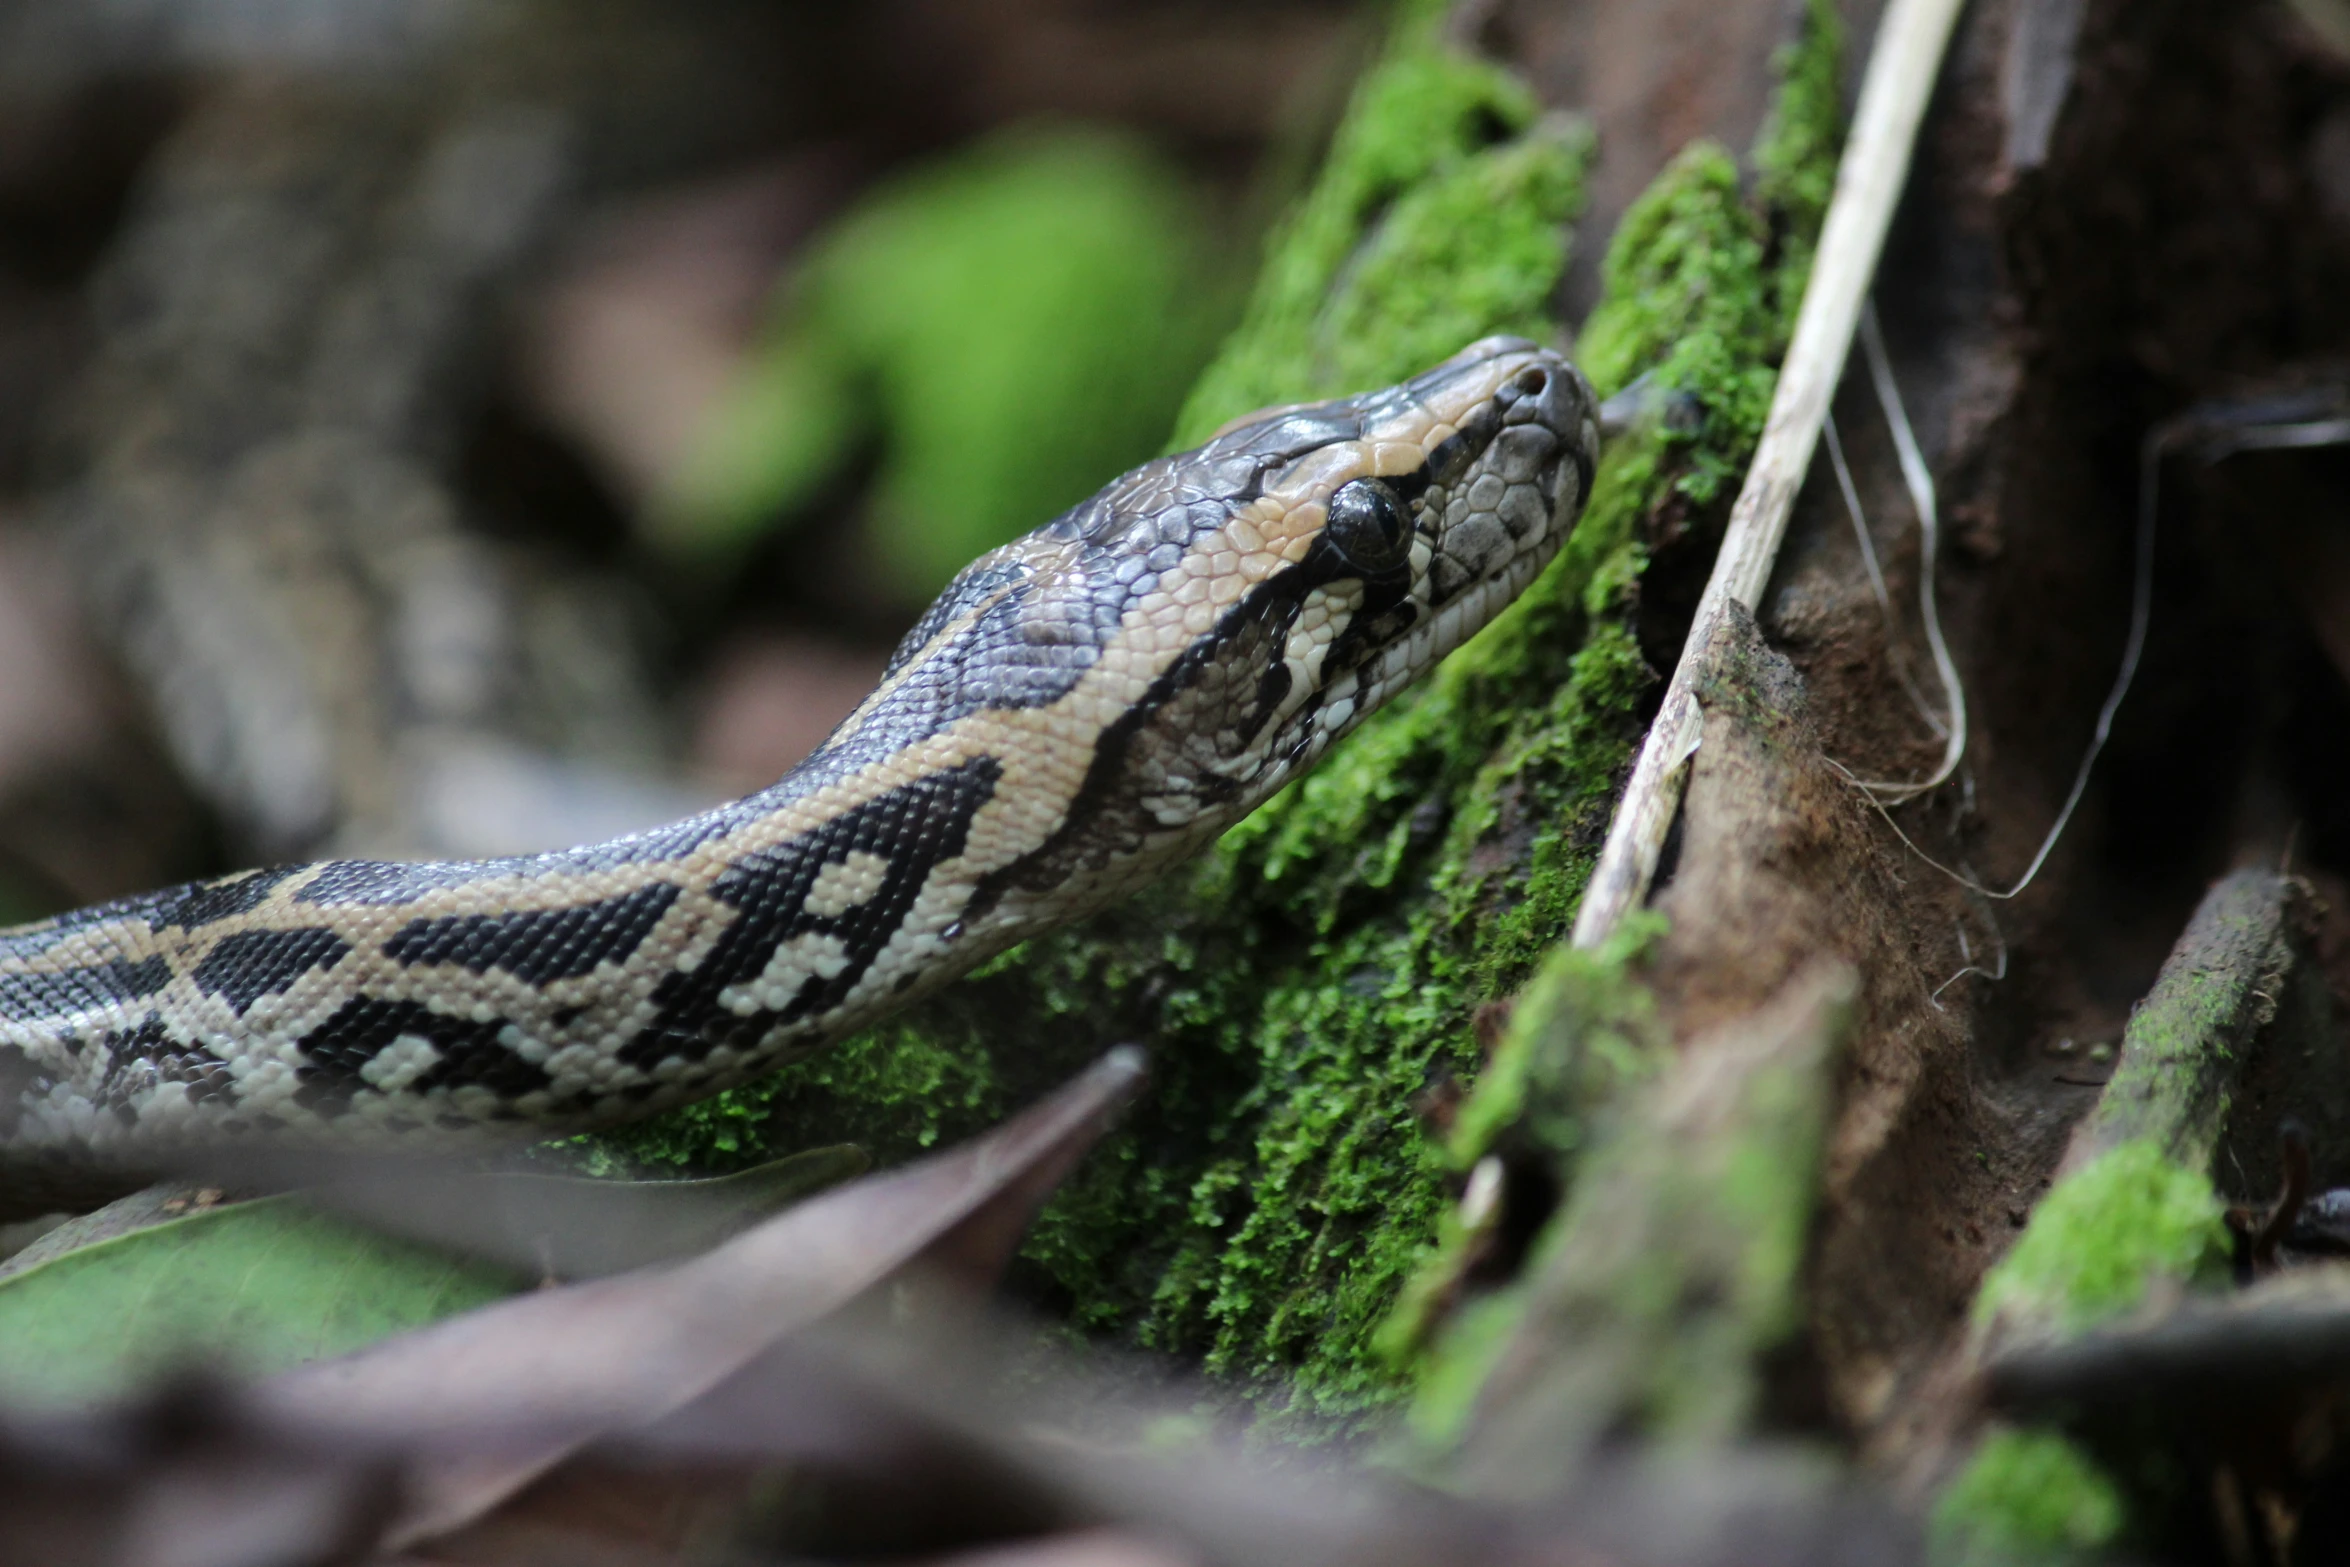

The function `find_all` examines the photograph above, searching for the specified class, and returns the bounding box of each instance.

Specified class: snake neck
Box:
[0,680,1127,1170]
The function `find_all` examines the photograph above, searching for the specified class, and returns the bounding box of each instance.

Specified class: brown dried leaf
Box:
[602,1305,1930,1567]
[0,1383,401,1567]
[256,1048,1145,1551]
[909,1528,1202,1567]
[184,1144,871,1284]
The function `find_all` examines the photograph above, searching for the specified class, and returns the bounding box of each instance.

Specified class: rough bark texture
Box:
[1602,0,2350,1550]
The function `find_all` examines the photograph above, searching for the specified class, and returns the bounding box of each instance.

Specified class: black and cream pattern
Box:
[0,338,1599,1179]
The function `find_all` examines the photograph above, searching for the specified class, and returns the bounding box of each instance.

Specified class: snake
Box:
[0,338,1597,1208]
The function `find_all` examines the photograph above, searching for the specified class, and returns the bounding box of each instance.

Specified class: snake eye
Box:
[1323,478,1412,574]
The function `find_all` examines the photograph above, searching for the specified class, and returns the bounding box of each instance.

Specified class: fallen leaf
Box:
[0,1380,402,1567]
[213,1143,872,1281]
[612,1305,1929,1567]
[263,1046,1146,1548]
[911,1527,1202,1567]
[0,1197,516,1406]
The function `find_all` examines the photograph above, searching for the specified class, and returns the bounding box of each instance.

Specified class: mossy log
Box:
[1936,871,2350,1561]
[613,0,1848,1426]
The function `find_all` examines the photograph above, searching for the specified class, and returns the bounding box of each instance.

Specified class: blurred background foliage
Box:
[0,0,1368,914]
[664,125,1232,600]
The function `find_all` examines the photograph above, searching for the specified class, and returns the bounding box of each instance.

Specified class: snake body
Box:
[0,339,1596,1198]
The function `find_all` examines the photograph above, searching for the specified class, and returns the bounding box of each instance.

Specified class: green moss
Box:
[613,0,1844,1430]
[1372,912,1668,1375]
[1973,1139,2229,1336]
[1383,917,1668,1431]
[1405,968,1851,1466]
[1934,1428,2126,1566]
[2071,875,2296,1168]
[1446,910,1667,1170]
[628,1018,1005,1168]
[1574,146,1776,509]
[1398,1289,1523,1449]
[1572,0,1839,503]
[1751,0,1845,342]
[1169,8,1569,444]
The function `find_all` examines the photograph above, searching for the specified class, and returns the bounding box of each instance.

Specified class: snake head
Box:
[871,336,1600,924]
[1066,336,1601,812]
[1181,335,1600,753]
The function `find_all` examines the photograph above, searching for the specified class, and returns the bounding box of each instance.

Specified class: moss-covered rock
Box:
[610,0,1845,1428]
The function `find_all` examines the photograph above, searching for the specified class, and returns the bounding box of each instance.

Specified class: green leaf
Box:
[0,1145,870,1406]
[0,1196,517,1405]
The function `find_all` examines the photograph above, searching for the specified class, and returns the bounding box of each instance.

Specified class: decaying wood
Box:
[1983,1268,2350,1561]
[1450,958,1854,1492]
[1610,0,2350,1481]
[1571,0,1965,950]
[1871,874,2314,1487]
[2068,871,2327,1180]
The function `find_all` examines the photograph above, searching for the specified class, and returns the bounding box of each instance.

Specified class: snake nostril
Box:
[1514,367,1549,397]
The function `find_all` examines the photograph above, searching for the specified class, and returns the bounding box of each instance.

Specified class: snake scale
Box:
[0,338,1597,1205]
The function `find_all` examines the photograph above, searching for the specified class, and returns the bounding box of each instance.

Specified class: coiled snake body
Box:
[0,339,1596,1202]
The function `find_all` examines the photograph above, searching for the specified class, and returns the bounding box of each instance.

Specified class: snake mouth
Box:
[1202,340,1599,790]
[1370,340,1598,659]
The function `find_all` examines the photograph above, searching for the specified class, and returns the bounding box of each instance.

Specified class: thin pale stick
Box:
[1570,0,1968,948]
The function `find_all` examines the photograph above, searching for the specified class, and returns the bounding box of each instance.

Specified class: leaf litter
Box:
[0,1043,1948,1567]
